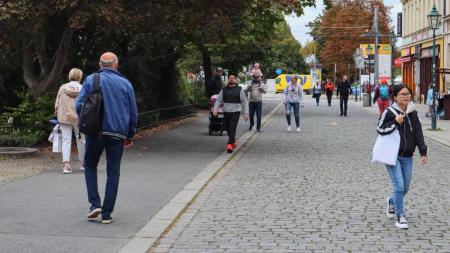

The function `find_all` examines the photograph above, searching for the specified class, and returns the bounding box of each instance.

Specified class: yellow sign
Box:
[360,44,392,56]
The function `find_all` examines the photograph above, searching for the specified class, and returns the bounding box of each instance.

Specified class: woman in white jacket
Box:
[55,68,85,174]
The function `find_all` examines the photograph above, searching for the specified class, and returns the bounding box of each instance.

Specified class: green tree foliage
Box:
[0,0,315,111]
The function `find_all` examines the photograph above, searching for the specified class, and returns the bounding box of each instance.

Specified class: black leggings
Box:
[224,112,240,144]
[340,96,349,115]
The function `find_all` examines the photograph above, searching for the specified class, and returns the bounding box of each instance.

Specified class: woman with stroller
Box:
[213,74,249,153]
[55,68,86,174]
[376,84,427,229]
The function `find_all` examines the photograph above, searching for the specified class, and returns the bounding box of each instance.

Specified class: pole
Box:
[374,7,379,87]
[391,44,394,85]
[333,63,337,88]
[431,28,437,130]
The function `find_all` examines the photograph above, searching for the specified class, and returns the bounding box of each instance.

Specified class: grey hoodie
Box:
[245,81,266,102]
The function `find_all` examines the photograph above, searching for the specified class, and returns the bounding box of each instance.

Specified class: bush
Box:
[0,92,54,146]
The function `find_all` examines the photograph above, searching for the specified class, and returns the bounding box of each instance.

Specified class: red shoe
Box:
[232,143,237,149]
[226,144,233,153]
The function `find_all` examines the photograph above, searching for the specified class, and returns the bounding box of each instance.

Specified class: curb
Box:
[118,102,283,253]
[355,101,450,148]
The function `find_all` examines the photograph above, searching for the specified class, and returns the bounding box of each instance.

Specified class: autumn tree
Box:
[308,0,391,79]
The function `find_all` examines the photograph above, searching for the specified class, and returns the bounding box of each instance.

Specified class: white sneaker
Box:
[62,168,72,174]
[395,215,408,229]
[287,126,291,132]
[296,127,301,132]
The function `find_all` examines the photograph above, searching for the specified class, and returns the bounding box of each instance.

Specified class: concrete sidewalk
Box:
[351,99,450,147]
[0,95,281,253]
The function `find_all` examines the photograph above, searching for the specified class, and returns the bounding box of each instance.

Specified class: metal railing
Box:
[137,104,195,130]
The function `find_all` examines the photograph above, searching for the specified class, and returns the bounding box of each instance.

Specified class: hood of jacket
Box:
[391,101,416,115]
[63,81,81,98]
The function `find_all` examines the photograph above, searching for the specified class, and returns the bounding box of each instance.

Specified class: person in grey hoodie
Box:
[283,76,304,132]
[213,74,249,153]
[245,75,266,132]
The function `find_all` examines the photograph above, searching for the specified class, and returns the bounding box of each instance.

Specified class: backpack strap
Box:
[93,73,100,93]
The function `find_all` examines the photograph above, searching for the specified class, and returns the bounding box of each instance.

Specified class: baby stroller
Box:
[208,94,224,136]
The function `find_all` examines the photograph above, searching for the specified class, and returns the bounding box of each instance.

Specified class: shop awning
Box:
[394,56,412,66]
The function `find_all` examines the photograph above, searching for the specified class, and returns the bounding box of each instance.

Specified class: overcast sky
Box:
[285,0,403,45]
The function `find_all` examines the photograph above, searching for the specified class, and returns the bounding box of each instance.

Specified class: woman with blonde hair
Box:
[55,68,86,174]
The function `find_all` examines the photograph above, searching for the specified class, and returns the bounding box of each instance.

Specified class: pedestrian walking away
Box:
[283,75,304,132]
[76,52,138,224]
[213,74,249,153]
[425,84,434,117]
[373,80,392,115]
[324,79,335,106]
[245,75,266,132]
[207,70,223,98]
[55,68,86,174]
[336,75,352,116]
[376,84,427,229]
[312,81,323,106]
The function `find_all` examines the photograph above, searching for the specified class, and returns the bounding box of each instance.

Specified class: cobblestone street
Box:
[150,97,450,253]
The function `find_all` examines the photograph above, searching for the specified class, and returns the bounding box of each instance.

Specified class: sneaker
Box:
[226,144,233,153]
[256,129,263,132]
[232,143,237,149]
[296,127,301,132]
[87,207,102,220]
[340,113,343,116]
[395,215,408,229]
[386,197,395,218]
[102,216,112,224]
[62,168,72,174]
[287,126,291,132]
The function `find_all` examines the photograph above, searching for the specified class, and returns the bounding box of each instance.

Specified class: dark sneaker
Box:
[87,207,102,220]
[386,197,395,218]
[395,215,408,229]
[102,216,112,224]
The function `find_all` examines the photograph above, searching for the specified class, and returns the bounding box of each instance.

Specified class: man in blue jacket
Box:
[76,52,138,224]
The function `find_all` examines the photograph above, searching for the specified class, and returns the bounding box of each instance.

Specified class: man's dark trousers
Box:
[224,112,240,144]
[84,135,124,219]
[249,101,262,131]
[340,96,349,115]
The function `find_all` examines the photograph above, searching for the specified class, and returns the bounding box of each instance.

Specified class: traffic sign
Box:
[276,68,282,75]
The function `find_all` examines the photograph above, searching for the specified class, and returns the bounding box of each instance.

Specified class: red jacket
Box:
[324,82,335,93]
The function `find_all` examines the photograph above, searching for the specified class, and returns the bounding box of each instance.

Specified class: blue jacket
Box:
[76,68,138,139]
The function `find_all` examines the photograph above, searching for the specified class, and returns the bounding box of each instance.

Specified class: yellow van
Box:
[275,74,313,94]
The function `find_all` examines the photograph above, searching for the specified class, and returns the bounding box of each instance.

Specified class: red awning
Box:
[394,56,412,67]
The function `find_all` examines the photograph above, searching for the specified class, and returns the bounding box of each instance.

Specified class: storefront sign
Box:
[397,13,402,37]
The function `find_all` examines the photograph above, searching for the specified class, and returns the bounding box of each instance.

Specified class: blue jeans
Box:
[386,156,413,218]
[249,102,262,130]
[84,135,124,218]
[285,102,300,127]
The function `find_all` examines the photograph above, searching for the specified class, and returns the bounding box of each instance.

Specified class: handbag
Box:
[371,107,400,166]
[51,125,63,153]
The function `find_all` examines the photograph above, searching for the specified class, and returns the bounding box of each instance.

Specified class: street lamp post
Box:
[366,45,373,106]
[389,33,398,86]
[427,5,442,130]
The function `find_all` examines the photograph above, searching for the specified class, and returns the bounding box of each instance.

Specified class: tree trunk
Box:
[202,50,212,98]
[21,19,75,96]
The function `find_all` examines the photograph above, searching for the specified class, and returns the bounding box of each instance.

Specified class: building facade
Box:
[399,0,446,104]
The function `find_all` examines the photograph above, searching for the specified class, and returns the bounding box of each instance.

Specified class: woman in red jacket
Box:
[324,79,335,106]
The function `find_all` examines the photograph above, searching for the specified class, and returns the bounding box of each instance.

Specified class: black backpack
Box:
[78,73,103,135]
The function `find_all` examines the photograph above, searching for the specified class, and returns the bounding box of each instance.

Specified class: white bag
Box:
[51,125,63,153]
[371,108,400,166]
